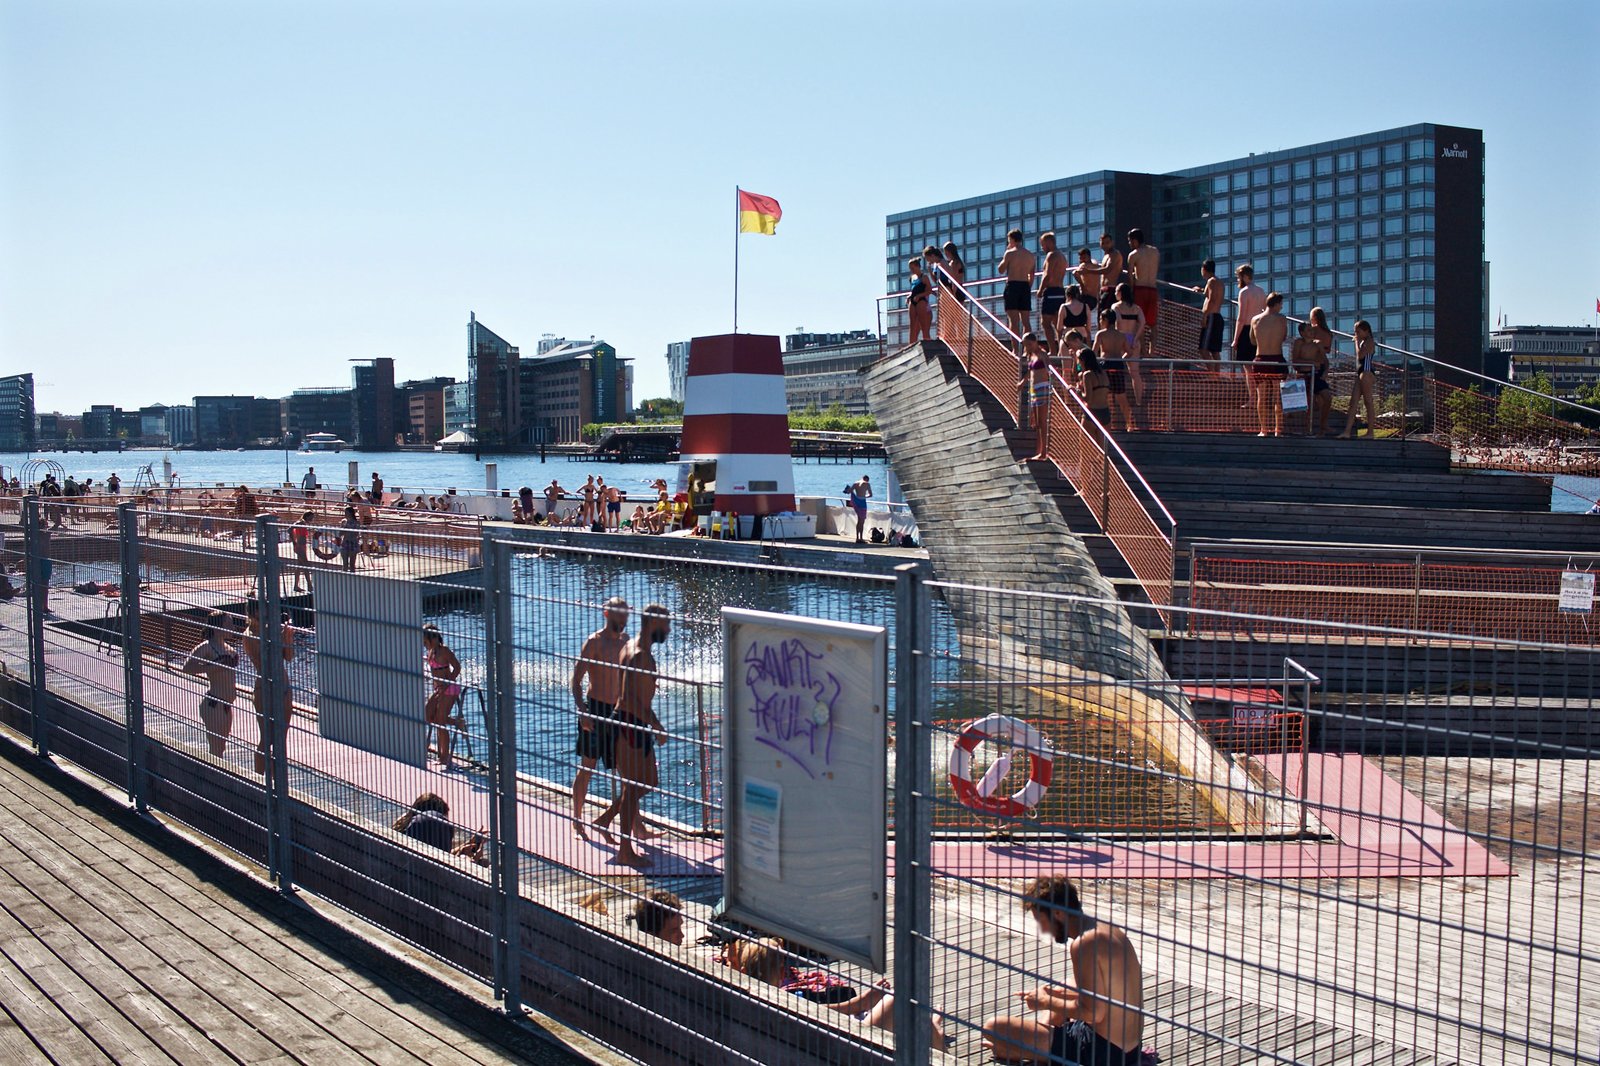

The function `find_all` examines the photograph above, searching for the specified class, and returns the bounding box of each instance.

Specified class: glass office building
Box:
[886,123,1486,371]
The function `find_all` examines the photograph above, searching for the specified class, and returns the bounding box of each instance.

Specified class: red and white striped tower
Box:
[680,334,796,516]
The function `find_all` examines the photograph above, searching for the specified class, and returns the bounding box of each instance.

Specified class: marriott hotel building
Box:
[886,123,1486,371]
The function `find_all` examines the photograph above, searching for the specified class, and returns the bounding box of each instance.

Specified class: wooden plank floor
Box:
[0,742,599,1066]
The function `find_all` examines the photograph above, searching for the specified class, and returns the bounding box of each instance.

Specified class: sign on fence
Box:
[314,572,428,765]
[720,608,888,971]
[1559,570,1595,614]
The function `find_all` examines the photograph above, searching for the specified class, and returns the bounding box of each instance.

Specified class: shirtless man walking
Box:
[984,876,1145,1065]
[242,597,296,776]
[571,596,629,840]
[1191,258,1225,363]
[612,604,671,869]
[998,229,1036,344]
[1125,229,1161,353]
[1036,233,1070,351]
[182,612,240,757]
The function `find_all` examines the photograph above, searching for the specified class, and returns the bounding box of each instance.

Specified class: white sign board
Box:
[315,572,428,765]
[1559,570,1595,614]
[721,608,888,971]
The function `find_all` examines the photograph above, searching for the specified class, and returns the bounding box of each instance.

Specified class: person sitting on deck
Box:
[983,876,1146,1065]
[720,938,947,1049]
[627,889,686,945]
[392,793,488,865]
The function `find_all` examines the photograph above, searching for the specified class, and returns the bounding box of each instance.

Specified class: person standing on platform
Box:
[1091,233,1126,316]
[1192,259,1225,364]
[998,229,1037,342]
[1305,307,1336,435]
[1249,292,1290,436]
[243,597,295,777]
[1072,247,1100,307]
[181,612,239,758]
[301,467,318,492]
[907,257,933,345]
[580,476,598,527]
[1110,283,1148,407]
[1036,233,1070,351]
[573,596,630,841]
[1017,332,1052,462]
[611,604,671,869]
[940,241,966,288]
[422,623,463,770]
[1126,229,1161,353]
[1340,319,1380,440]
[338,504,360,571]
[1233,264,1268,415]
[846,475,873,544]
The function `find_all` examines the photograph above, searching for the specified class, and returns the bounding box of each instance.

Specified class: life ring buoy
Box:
[948,713,1055,818]
[310,531,339,561]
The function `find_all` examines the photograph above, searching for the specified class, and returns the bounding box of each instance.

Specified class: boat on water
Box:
[300,432,348,453]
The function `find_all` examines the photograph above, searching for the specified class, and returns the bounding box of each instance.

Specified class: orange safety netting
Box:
[1426,377,1600,475]
[1190,554,1600,645]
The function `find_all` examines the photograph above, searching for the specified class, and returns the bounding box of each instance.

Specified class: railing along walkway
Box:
[932,267,1178,613]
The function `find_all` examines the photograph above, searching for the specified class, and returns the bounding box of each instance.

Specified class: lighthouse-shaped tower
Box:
[679,333,797,523]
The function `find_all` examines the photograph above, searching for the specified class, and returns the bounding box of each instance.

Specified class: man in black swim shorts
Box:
[998,228,1037,342]
[570,596,629,839]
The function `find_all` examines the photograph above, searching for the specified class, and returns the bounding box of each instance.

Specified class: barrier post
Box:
[23,497,49,756]
[255,514,293,894]
[893,561,934,1066]
[481,531,522,1015]
[118,503,148,813]
[1412,552,1424,632]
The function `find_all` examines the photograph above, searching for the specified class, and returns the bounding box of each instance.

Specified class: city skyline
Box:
[3,0,1598,414]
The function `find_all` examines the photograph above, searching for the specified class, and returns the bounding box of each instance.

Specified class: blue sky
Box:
[2,0,1596,414]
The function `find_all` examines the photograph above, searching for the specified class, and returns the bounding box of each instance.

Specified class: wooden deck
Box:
[0,742,602,1066]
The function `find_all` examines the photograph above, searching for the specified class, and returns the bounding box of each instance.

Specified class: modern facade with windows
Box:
[468,313,520,448]
[1491,325,1600,395]
[286,388,354,442]
[350,357,396,450]
[0,373,34,451]
[666,340,691,403]
[517,339,631,445]
[886,123,1486,372]
[782,330,881,416]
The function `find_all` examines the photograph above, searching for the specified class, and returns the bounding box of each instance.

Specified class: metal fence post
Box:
[255,514,293,894]
[893,561,933,1066]
[23,497,49,756]
[482,531,522,1015]
[118,503,148,812]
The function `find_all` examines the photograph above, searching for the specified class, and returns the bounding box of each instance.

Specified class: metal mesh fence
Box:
[3,500,1598,1064]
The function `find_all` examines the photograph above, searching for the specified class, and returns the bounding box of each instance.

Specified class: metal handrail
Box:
[1054,373,1177,537]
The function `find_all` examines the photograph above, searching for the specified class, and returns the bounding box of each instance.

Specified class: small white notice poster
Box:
[1559,570,1595,613]
[740,778,782,878]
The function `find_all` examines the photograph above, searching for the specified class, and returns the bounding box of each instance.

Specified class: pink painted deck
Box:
[33,633,1509,883]
[916,753,1510,880]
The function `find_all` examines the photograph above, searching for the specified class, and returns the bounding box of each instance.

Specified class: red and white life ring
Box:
[948,714,1056,818]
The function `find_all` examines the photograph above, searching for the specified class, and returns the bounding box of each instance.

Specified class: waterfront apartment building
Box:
[193,395,280,448]
[443,383,472,437]
[1491,325,1600,395]
[285,388,354,443]
[0,373,35,451]
[350,357,396,449]
[517,339,631,444]
[398,376,454,444]
[165,404,196,446]
[468,313,520,448]
[886,123,1486,372]
[782,330,881,416]
[666,340,691,403]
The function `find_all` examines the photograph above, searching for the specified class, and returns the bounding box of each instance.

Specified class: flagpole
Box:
[733,185,740,334]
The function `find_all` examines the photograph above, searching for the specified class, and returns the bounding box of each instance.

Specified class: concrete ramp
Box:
[865,341,1274,830]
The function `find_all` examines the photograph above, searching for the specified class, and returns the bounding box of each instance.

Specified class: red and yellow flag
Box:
[737,190,782,235]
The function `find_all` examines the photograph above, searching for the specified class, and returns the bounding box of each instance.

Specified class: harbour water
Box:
[0,449,894,507]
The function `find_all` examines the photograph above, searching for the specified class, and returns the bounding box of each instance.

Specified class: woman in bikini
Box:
[1055,284,1092,352]
[1015,334,1052,462]
[1339,319,1379,439]
[422,623,463,769]
[1305,306,1335,435]
[940,241,966,289]
[1109,282,1147,405]
[906,257,932,345]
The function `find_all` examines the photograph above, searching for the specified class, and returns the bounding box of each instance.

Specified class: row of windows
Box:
[1211,165,1437,212]
[1209,140,1436,193]
[887,235,1439,275]
[889,186,1108,237]
[1215,207,1435,239]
